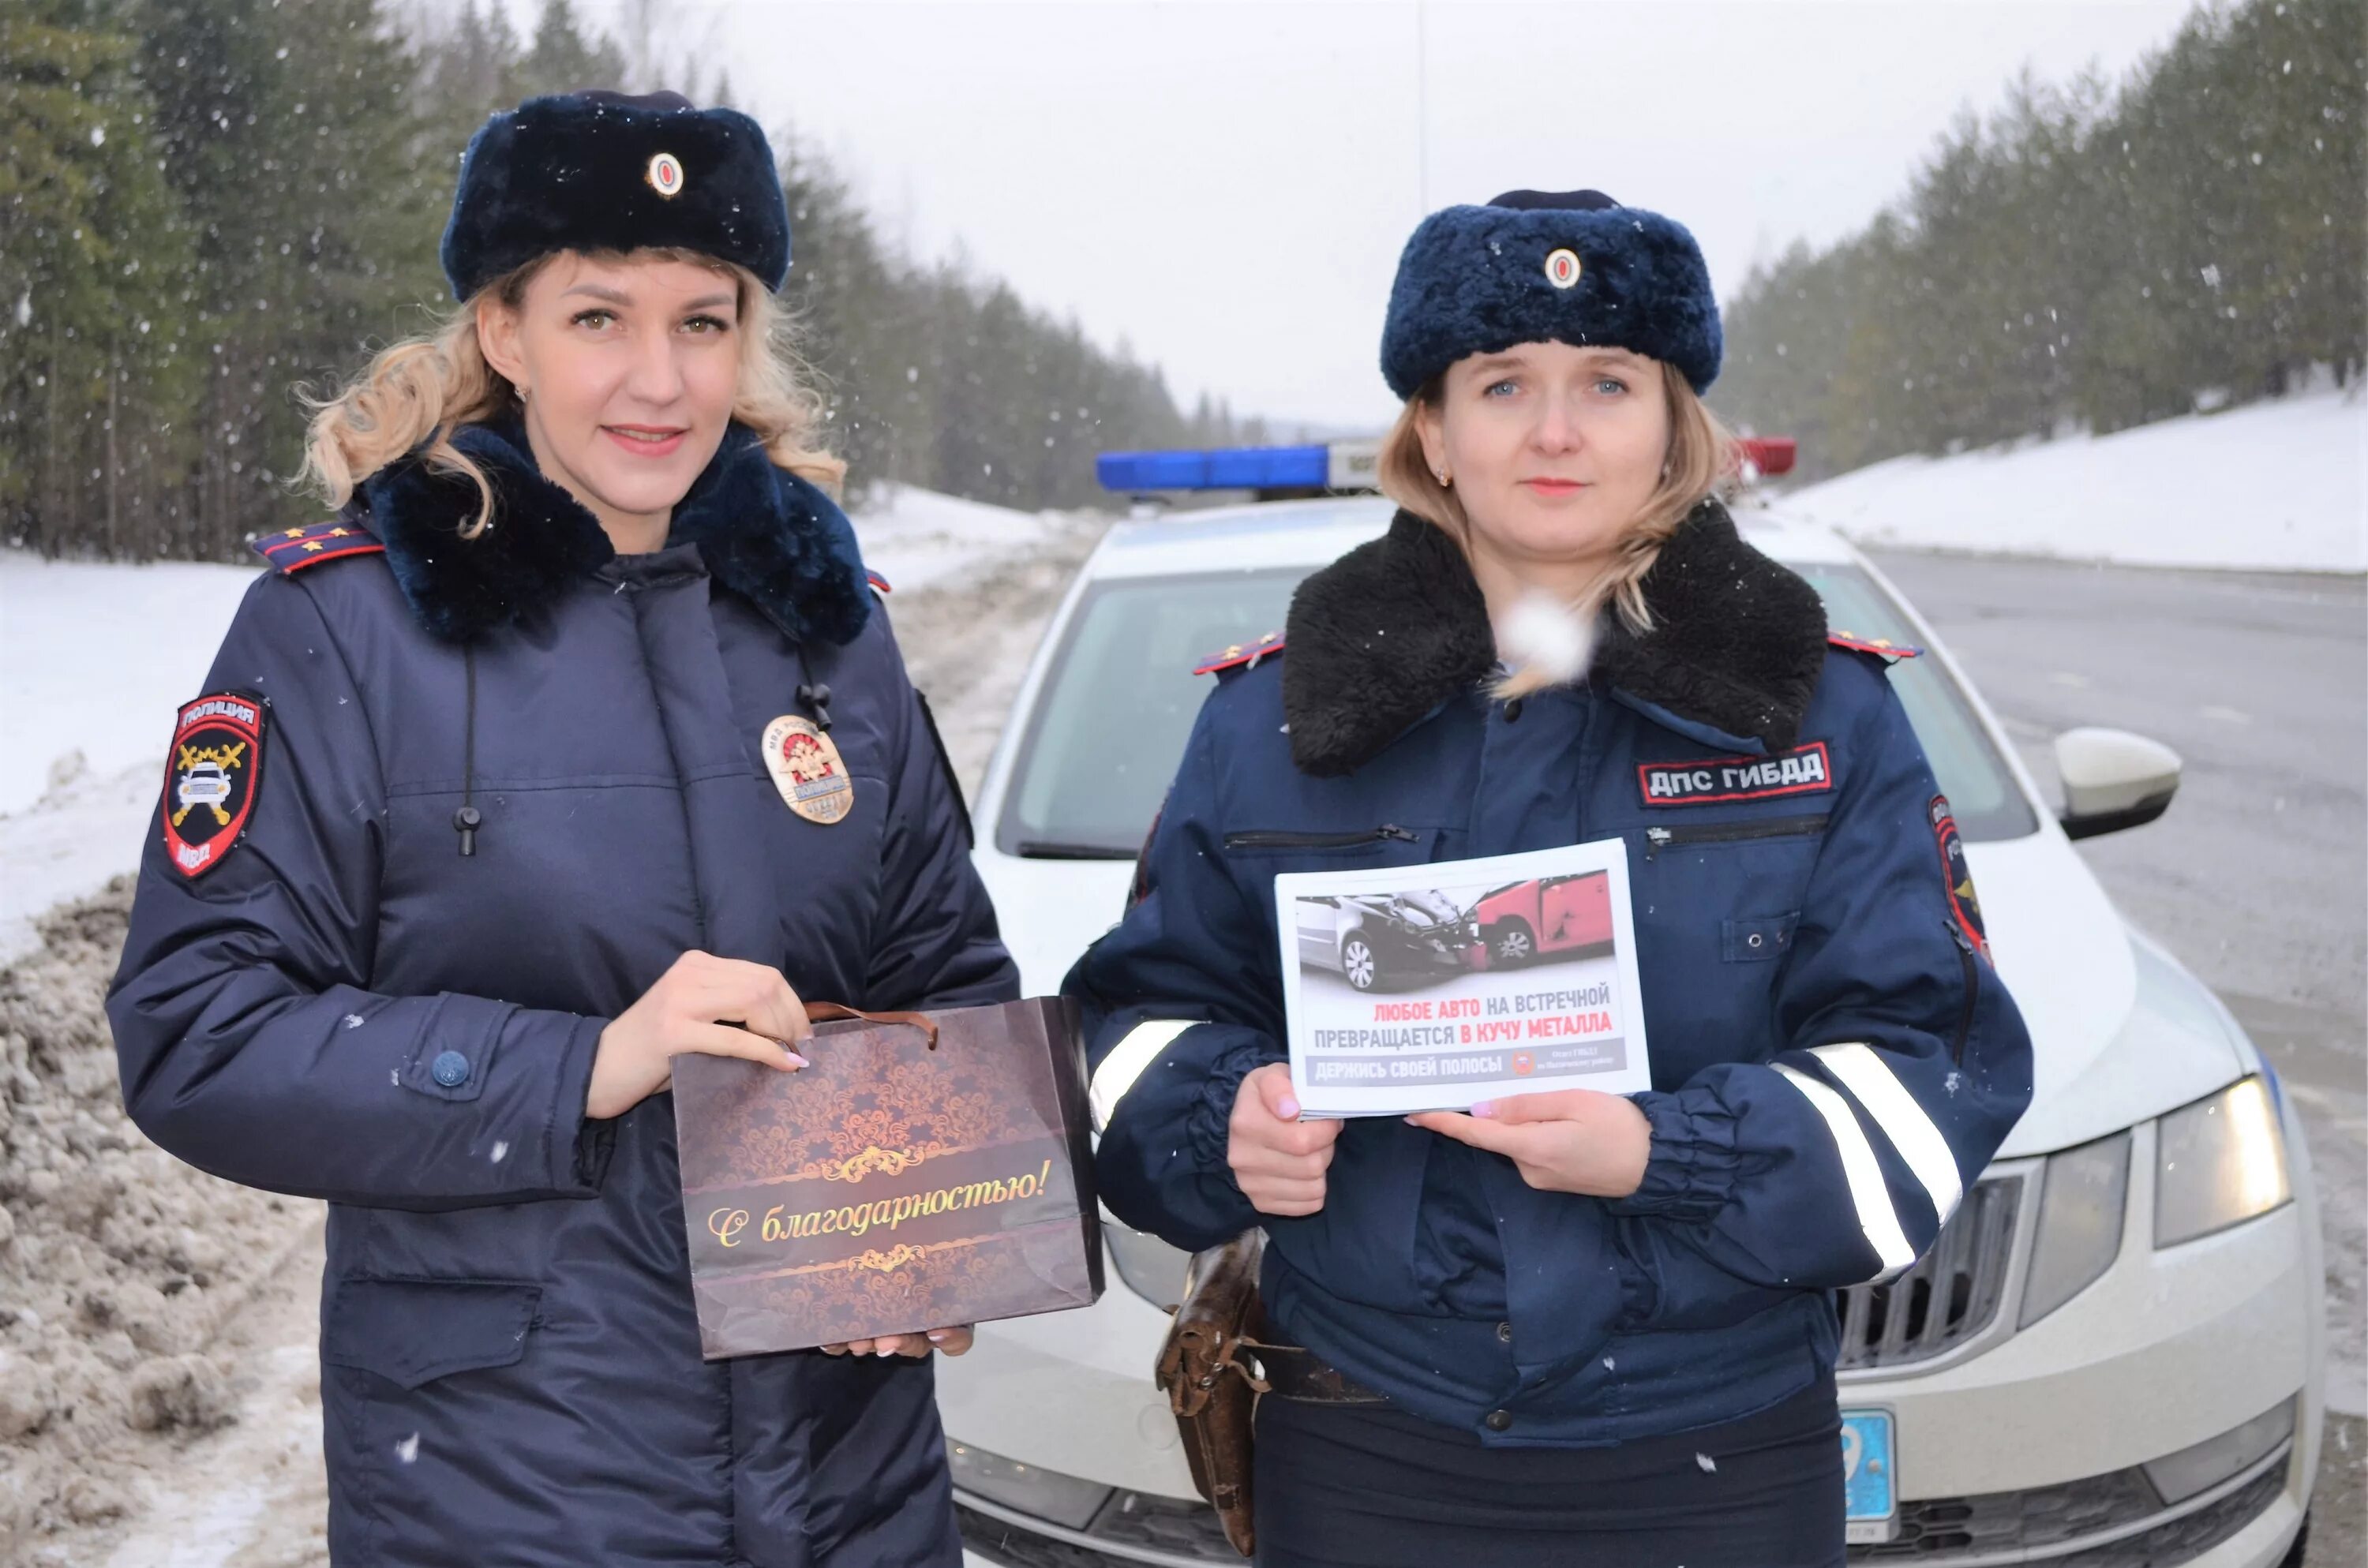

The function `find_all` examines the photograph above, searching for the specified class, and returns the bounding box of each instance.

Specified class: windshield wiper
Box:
[1014,840,1137,860]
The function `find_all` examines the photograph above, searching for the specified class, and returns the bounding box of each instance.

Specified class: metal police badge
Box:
[161,691,267,879]
[762,714,852,825]
[647,152,685,198]
[1544,247,1583,289]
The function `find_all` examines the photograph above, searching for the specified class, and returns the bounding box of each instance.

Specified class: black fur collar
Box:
[358,417,871,647]
[1281,501,1827,776]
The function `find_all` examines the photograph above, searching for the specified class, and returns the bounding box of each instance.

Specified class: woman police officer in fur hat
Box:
[1069,190,2033,1566]
[107,92,1011,1565]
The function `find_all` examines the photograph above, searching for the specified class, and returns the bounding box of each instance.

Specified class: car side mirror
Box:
[2055,727,2181,840]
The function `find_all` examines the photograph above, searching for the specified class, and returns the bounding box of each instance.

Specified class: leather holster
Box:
[1155,1232,1271,1558]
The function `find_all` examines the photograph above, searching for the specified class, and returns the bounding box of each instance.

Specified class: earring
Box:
[1435,469,1451,486]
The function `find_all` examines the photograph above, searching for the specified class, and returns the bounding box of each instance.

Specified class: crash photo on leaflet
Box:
[1272,838,1651,1117]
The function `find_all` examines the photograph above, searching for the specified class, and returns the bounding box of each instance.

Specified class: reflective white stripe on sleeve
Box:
[1812,1042,1963,1229]
[1088,1020,1197,1132]
[1774,1063,1917,1282]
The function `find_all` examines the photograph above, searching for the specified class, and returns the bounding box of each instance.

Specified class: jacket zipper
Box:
[1949,924,1980,1067]
[1223,824,1420,851]
[1643,814,1830,861]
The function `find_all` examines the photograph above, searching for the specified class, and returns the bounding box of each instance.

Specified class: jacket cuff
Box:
[548,1013,613,1195]
[1183,1038,1273,1196]
[1605,1090,1744,1222]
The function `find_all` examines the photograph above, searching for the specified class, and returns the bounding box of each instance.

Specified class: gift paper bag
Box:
[672,996,1103,1358]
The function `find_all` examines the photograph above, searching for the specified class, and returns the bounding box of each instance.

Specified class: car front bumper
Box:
[944,1121,2324,1568]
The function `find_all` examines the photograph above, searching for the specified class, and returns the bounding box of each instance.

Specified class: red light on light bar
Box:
[1736,436,1797,477]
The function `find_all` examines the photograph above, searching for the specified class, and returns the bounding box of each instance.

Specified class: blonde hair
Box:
[1377,365,1737,698]
[300,248,843,537]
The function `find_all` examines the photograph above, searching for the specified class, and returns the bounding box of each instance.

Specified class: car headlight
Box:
[2155,1076,2291,1248]
[1104,1214,1191,1312]
[2019,1129,2130,1329]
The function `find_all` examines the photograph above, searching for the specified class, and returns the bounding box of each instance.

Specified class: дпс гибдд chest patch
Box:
[1636,742,1832,807]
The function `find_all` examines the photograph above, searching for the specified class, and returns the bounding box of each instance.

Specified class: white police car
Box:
[941,444,2325,1568]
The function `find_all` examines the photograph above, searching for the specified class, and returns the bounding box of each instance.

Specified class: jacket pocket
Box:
[1722,911,1801,963]
[1223,824,1425,851]
[323,1277,541,1390]
[1642,813,1829,862]
[1611,1223,1797,1334]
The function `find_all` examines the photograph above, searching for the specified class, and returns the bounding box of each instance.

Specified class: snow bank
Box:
[1781,387,2368,573]
[0,556,257,965]
[0,556,257,818]
[849,484,1069,593]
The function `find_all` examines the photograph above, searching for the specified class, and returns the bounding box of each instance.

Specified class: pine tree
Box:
[1,0,196,552]
[1718,0,2365,478]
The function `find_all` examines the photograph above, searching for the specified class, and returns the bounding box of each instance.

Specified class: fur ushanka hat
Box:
[440,89,790,300]
[1379,189,1722,398]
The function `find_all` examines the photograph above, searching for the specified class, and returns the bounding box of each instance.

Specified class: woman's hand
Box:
[586,951,814,1119]
[1407,1090,1651,1198]
[1227,1062,1342,1216]
[819,1327,974,1359]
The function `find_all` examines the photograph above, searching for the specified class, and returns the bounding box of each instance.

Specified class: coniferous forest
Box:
[2,0,1257,558]
[4,0,2361,552]
[1715,0,2364,480]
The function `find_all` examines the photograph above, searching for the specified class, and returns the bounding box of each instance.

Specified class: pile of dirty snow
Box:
[0,882,320,1556]
[849,484,1076,594]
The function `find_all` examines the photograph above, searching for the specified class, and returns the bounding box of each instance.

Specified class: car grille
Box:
[1837,1173,2021,1371]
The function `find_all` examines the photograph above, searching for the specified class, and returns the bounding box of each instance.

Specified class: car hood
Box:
[972,832,2243,1160]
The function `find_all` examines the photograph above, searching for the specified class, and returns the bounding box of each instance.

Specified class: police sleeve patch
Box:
[1929,794,1991,963]
[161,691,268,879]
[1638,742,1832,806]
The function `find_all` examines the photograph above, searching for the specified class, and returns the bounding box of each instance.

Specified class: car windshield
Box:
[998,559,2034,856]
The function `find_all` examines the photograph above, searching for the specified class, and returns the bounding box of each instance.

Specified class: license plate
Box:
[1842,1409,1898,1544]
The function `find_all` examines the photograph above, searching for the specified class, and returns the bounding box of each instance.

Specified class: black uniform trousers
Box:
[1253,1375,1847,1568]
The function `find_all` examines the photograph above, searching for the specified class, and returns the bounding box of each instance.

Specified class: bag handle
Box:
[804,1001,940,1050]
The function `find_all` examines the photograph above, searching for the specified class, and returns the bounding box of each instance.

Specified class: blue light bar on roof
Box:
[1097,443,1332,493]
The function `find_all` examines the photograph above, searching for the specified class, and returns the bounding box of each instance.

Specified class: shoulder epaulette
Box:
[249,518,384,574]
[1827,630,1922,662]
[1193,631,1286,676]
[865,569,892,595]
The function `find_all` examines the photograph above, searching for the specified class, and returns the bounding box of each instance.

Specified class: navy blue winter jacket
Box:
[1067,504,2033,1446]
[107,419,1016,1566]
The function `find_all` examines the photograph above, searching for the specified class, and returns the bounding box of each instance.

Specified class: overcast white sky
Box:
[576,0,2197,432]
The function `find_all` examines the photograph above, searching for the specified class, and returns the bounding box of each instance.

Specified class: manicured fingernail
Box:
[781,1048,808,1068]
[926,1330,946,1343]
[1277,1096,1301,1118]
[1403,1116,1421,1126]
[875,1345,897,1357]
[1470,1100,1498,1118]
